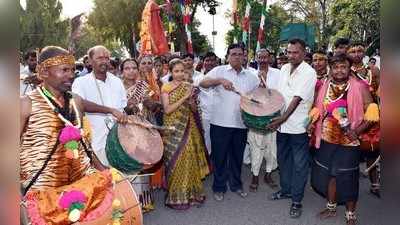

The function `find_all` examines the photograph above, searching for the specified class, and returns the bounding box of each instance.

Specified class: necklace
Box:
[351,65,372,85]
[37,86,83,159]
[325,81,350,103]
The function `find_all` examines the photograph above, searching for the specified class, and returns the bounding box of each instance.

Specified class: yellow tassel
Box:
[364,103,380,122]
[112,199,121,208]
[308,107,320,124]
[82,116,92,142]
[110,168,123,182]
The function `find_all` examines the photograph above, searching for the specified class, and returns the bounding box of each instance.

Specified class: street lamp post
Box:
[209,4,217,51]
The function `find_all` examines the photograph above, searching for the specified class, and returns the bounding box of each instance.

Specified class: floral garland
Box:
[37,86,83,159]
[324,81,350,104]
[351,65,372,87]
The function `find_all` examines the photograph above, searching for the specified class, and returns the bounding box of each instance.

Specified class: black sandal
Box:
[289,203,302,218]
[269,191,291,201]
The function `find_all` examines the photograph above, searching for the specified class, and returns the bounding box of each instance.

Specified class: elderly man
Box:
[200,43,260,201]
[267,39,317,218]
[248,49,281,192]
[72,45,127,166]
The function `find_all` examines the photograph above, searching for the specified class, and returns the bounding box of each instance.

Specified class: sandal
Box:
[249,183,258,192]
[317,202,337,219]
[289,203,302,218]
[345,211,357,225]
[269,191,291,201]
[370,183,380,198]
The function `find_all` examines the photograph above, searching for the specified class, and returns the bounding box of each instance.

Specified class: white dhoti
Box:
[243,143,251,165]
[201,117,212,155]
[248,130,278,176]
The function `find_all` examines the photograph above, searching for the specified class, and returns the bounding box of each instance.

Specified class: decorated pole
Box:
[180,0,193,54]
[242,0,251,45]
[256,0,267,52]
[165,0,175,53]
[231,0,239,42]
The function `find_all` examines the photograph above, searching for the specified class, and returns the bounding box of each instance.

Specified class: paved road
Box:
[143,164,382,225]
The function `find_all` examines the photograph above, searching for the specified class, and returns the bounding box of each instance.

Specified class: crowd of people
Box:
[19,36,380,225]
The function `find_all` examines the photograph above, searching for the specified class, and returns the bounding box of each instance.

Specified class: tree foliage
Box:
[20,0,69,53]
[88,0,146,57]
[87,0,217,56]
[330,0,380,47]
[226,1,291,54]
[278,0,334,48]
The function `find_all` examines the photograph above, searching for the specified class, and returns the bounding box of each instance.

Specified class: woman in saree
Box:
[161,59,210,210]
[120,58,156,212]
[137,55,165,190]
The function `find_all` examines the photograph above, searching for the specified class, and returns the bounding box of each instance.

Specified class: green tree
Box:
[73,25,124,59]
[88,0,217,56]
[330,0,380,47]
[88,0,145,57]
[278,0,334,48]
[20,0,69,53]
[226,1,291,54]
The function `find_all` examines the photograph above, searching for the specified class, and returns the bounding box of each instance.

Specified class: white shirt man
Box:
[193,73,214,154]
[20,66,35,96]
[278,61,316,134]
[200,46,260,200]
[206,64,260,128]
[72,72,127,166]
[247,61,280,188]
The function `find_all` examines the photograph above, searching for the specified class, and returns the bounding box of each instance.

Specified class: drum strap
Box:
[22,135,61,196]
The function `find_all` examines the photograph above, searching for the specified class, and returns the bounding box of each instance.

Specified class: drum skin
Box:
[74,180,143,225]
[106,116,164,173]
[240,87,284,132]
[106,124,143,173]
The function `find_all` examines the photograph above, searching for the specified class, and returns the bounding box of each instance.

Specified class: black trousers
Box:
[210,124,248,193]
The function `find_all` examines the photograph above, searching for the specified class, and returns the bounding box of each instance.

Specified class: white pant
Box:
[243,143,251,165]
[202,117,212,155]
[248,130,278,176]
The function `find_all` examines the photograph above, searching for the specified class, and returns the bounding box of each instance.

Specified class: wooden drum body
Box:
[75,180,143,225]
[240,87,285,132]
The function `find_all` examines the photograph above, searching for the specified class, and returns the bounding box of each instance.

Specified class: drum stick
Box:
[116,173,156,183]
[259,73,272,96]
[127,117,176,131]
[231,89,263,104]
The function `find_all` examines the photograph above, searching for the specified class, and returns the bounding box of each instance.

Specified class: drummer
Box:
[200,43,260,201]
[248,49,280,192]
[72,45,128,166]
[20,45,127,193]
[266,39,317,219]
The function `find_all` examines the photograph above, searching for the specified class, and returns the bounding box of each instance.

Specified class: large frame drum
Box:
[106,116,163,173]
[240,87,285,132]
